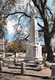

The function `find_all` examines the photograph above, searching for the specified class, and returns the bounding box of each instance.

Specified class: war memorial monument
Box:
[25,1,43,61]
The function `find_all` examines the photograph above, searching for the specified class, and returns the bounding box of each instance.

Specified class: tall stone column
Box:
[30,17,39,43]
[25,1,43,61]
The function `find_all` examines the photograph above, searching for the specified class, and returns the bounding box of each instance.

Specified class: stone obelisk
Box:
[25,1,43,61]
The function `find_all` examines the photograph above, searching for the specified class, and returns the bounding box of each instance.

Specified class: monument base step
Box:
[8,65,42,71]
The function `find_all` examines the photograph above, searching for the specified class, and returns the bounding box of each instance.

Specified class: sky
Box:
[5,18,28,41]
[5,19,16,41]
[5,0,55,46]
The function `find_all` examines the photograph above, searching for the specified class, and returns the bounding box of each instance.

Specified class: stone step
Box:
[15,62,38,67]
[26,61,36,64]
[8,65,42,71]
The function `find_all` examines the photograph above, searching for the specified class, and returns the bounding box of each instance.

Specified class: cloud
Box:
[5,19,16,34]
[16,25,28,37]
[5,19,28,41]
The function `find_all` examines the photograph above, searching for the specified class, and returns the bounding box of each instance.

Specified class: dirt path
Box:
[0,67,52,80]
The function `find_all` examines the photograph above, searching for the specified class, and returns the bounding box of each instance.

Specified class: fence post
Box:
[51,64,55,77]
[21,62,26,74]
[0,61,2,72]
[3,58,4,67]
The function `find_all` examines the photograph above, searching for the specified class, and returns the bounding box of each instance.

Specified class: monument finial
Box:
[30,0,37,18]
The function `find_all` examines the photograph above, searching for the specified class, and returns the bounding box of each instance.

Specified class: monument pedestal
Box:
[25,41,43,61]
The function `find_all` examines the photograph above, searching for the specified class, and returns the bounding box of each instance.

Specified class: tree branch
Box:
[44,0,47,5]
[35,16,42,19]
[37,22,44,28]
[49,18,55,38]
[46,7,53,18]
[37,22,47,30]
[38,30,44,32]
[19,34,30,42]
[18,14,24,25]
[2,0,15,10]
[32,0,48,25]
[5,12,31,18]
[40,0,44,10]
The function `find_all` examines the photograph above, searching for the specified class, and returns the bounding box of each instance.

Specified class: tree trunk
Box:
[44,33,54,62]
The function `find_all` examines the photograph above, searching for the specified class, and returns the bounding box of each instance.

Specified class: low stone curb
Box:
[8,66,42,71]
[1,70,55,79]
